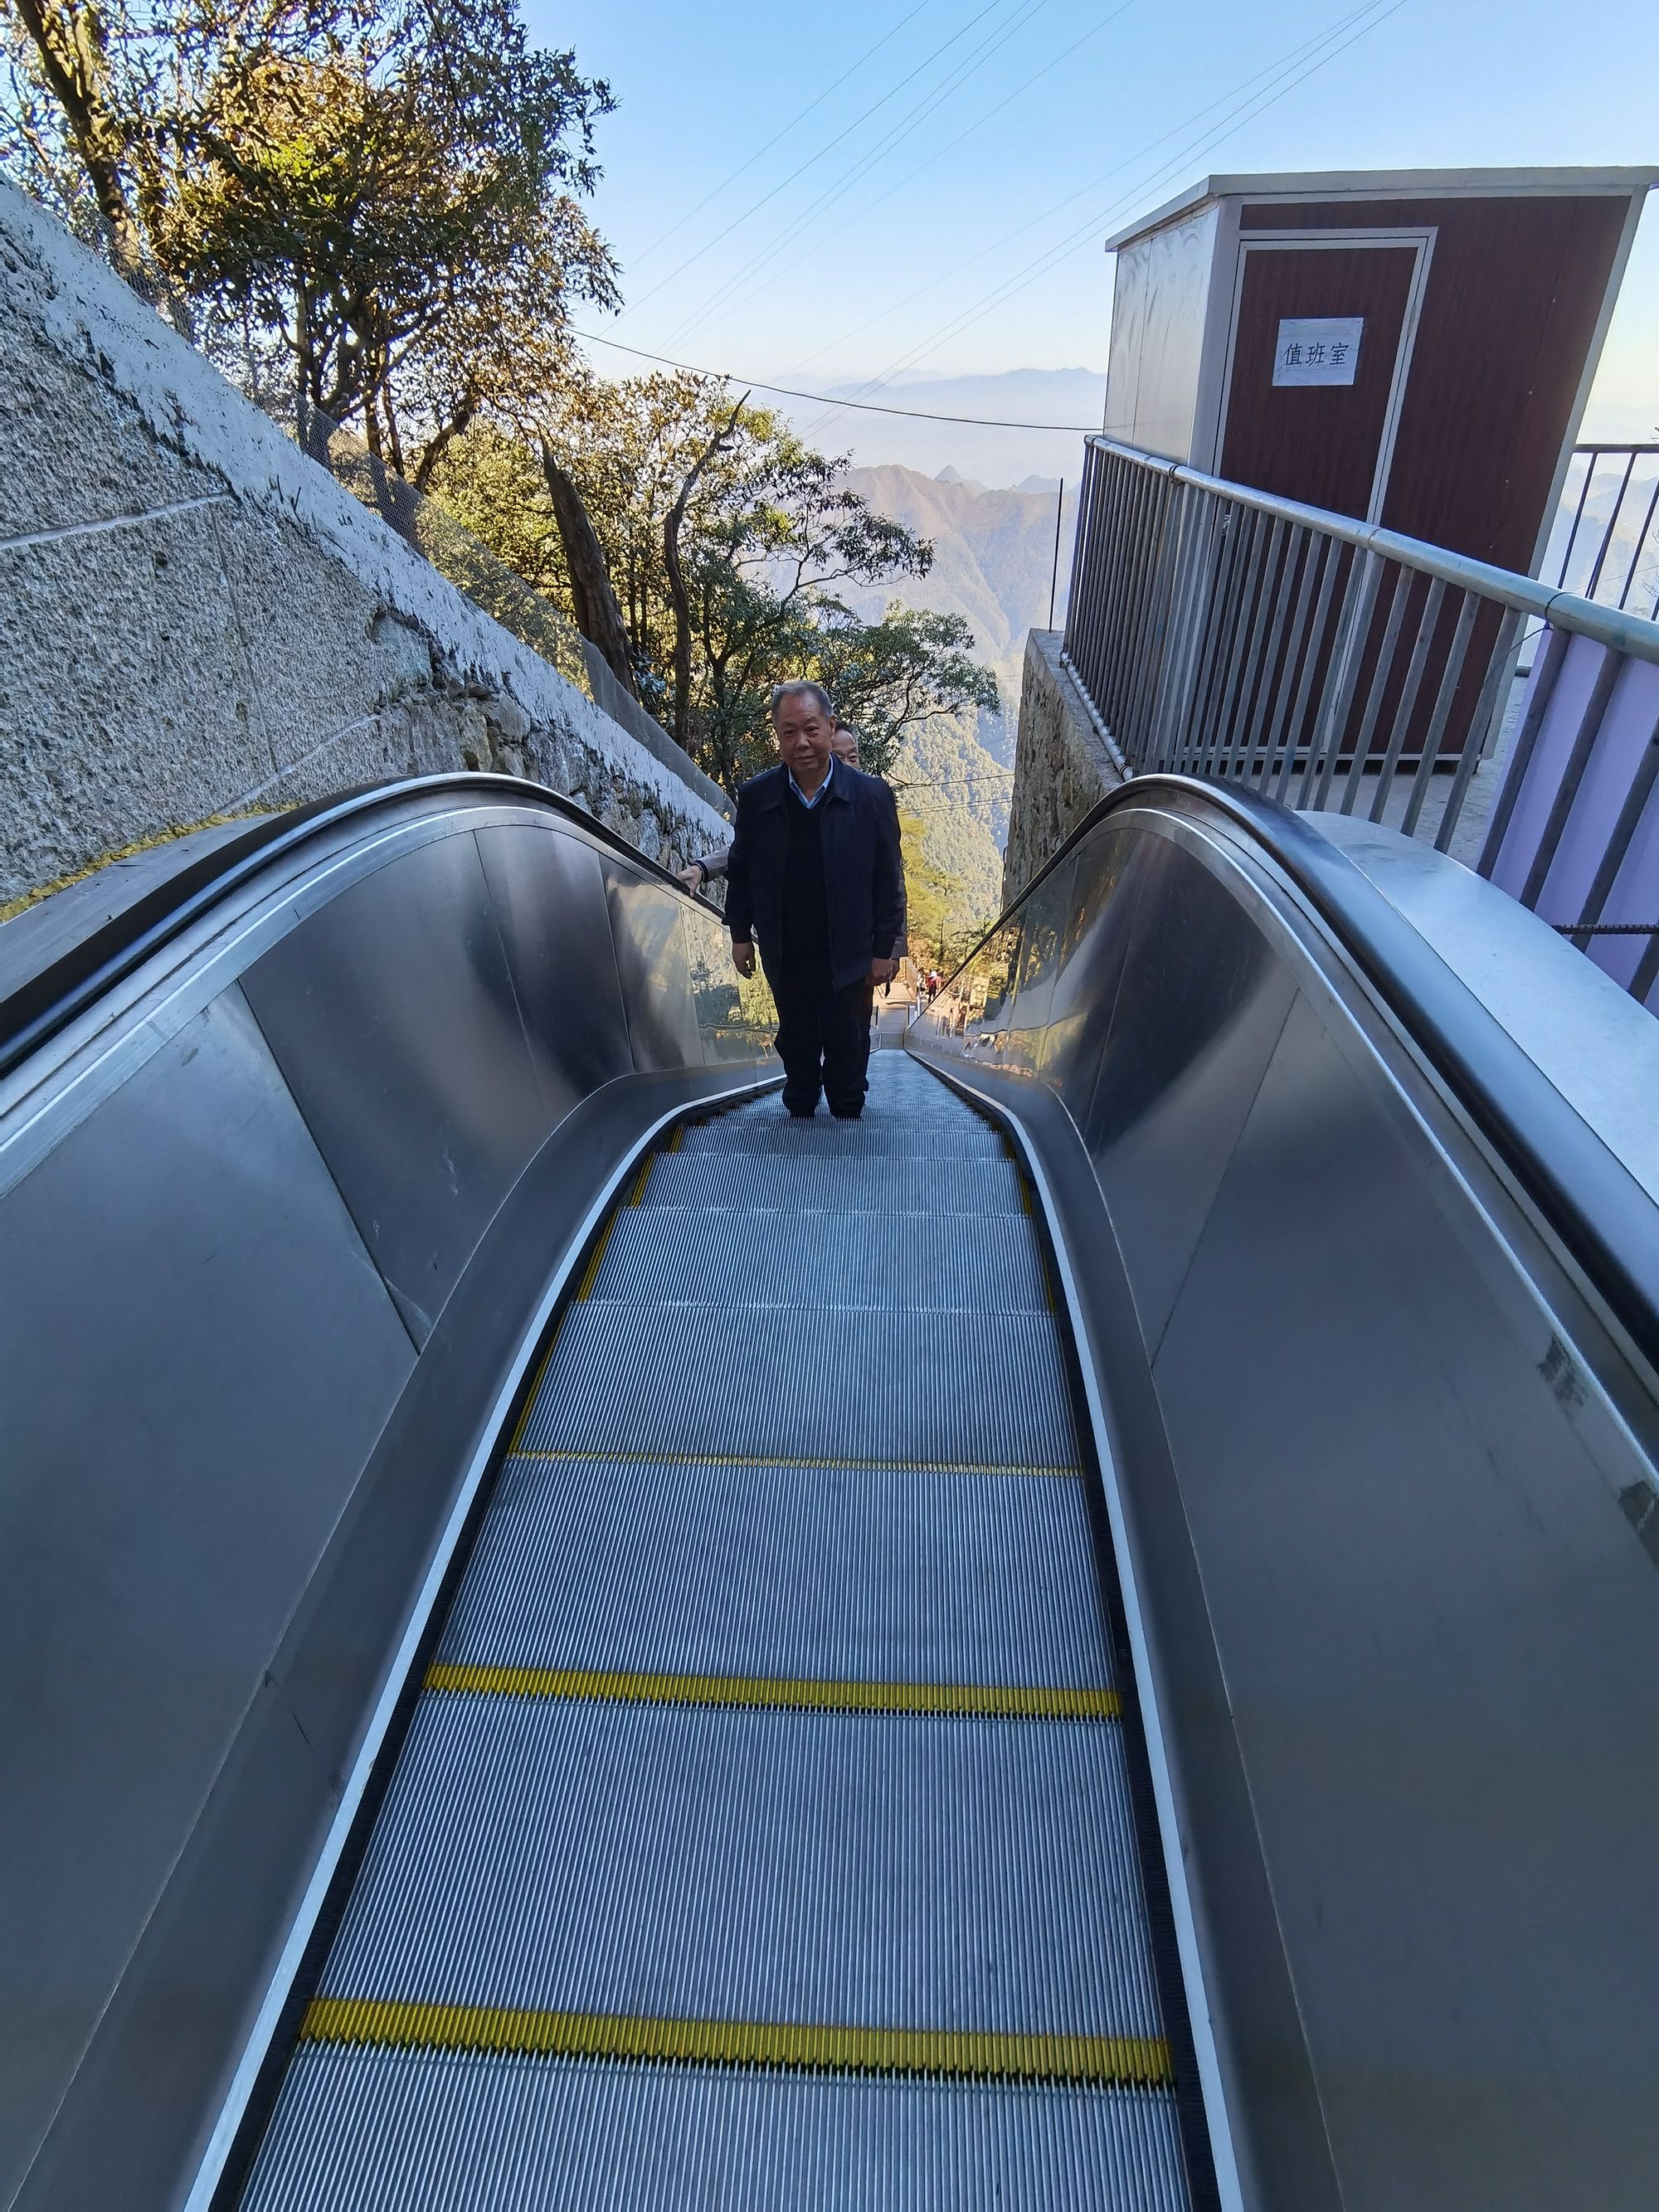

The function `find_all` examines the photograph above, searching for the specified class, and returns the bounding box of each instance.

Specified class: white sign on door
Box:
[1272,317,1364,387]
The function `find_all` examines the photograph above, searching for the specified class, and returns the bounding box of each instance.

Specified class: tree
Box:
[448,369,998,792]
[2,0,168,295]
[896,809,975,970]
[813,604,1000,779]
[1,0,617,471]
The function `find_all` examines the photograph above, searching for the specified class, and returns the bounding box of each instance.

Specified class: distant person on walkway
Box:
[727,682,905,1118]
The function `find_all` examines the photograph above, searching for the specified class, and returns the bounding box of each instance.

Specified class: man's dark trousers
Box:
[773,973,870,1116]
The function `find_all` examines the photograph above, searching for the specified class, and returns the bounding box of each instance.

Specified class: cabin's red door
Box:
[1219,242,1421,523]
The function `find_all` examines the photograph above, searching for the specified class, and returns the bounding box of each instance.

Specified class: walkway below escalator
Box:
[241,1053,1199,2210]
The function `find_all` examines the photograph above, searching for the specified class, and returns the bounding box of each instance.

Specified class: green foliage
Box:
[0,0,616,471]
[435,369,1000,797]
[810,604,998,780]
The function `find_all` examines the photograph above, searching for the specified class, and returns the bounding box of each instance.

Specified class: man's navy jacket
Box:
[724,760,905,994]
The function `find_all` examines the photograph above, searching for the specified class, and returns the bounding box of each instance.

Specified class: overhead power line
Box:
[624,0,937,270]
[661,0,1054,352]
[570,331,1097,430]
[669,0,1141,347]
[611,0,1020,326]
[791,0,1408,445]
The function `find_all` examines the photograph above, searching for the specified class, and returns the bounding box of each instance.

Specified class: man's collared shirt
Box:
[787,756,834,809]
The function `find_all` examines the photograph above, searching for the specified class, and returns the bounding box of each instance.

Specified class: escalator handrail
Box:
[0,771,721,1082]
[954,774,1659,1380]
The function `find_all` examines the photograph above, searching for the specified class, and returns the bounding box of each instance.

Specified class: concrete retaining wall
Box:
[1002,629,1126,904]
[0,180,728,911]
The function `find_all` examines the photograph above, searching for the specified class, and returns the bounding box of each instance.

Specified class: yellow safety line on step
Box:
[299,1998,1171,2087]
[626,1153,655,1205]
[574,1213,617,1300]
[509,1448,1082,1479]
[425,1663,1120,1723]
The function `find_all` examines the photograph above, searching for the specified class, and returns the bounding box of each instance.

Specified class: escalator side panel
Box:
[918,790,1659,2212]
[604,866,703,1073]
[474,826,632,1117]
[239,829,554,1345]
[1079,839,1300,1359]
[0,986,414,2212]
[0,790,771,2212]
[1150,988,1659,2210]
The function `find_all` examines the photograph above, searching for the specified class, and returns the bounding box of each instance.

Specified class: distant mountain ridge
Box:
[841,462,1080,753]
[830,461,1084,938]
[784,367,1105,489]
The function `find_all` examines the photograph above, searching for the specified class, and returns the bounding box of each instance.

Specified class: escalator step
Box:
[589,1206,1048,1310]
[678,1116,1006,1157]
[239,1053,1195,2212]
[435,1456,1114,1691]
[245,2046,1191,2212]
[636,1151,1027,1213]
[518,1304,1078,1469]
[311,1697,1165,2043]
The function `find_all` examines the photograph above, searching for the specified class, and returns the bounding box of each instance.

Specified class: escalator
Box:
[6,771,1659,2212]
[240,1053,1206,2209]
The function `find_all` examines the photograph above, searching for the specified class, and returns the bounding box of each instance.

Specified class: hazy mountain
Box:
[784,367,1105,489]
[832,461,1085,936]
[844,461,1080,763]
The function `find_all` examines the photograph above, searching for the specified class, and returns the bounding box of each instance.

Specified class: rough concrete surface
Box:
[0,179,727,907]
[1003,629,1126,904]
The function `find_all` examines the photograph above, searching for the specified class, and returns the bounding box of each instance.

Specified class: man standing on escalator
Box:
[726,682,905,1118]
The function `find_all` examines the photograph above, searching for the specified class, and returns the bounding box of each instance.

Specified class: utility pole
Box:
[1047,478,1065,630]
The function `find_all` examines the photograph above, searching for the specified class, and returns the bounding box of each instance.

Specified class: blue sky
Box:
[530,0,1657,435]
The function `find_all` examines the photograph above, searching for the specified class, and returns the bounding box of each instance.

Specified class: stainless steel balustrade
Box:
[0,776,772,2212]
[913,775,1659,2212]
[1061,435,1659,1001]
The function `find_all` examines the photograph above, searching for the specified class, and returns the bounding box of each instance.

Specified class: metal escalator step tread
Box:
[244,2047,1191,2212]
[436,1457,1112,1690]
[588,1206,1048,1311]
[299,1999,1166,2084]
[314,1699,1164,2043]
[425,1664,1120,1723]
[513,1447,1078,1475]
[678,1119,1006,1157]
[637,1153,1026,1213]
[519,1305,1078,1466]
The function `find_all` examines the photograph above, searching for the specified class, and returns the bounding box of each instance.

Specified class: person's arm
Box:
[724,802,756,975]
[870,784,905,982]
[676,841,732,894]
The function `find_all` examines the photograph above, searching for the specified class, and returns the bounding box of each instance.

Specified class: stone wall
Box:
[0,180,729,911]
[1001,628,1126,904]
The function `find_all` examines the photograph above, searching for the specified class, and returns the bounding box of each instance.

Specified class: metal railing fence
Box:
[1542,445,1659,619]
[1061,435,1659,1004]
